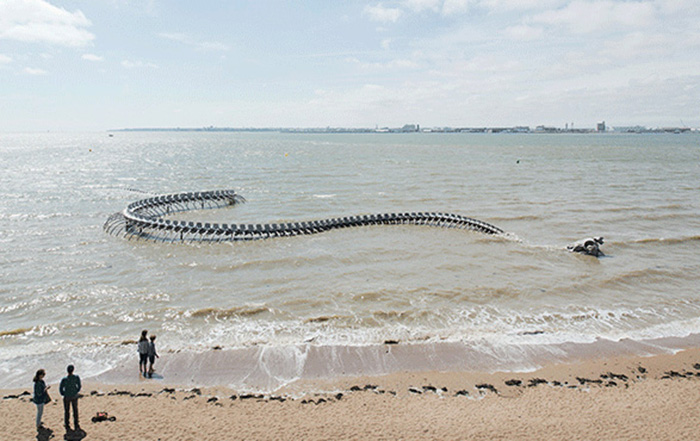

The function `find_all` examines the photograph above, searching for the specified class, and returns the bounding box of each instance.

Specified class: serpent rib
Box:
[103,189,505,243]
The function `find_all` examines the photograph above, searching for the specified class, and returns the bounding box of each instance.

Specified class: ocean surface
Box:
[1,131,699,390]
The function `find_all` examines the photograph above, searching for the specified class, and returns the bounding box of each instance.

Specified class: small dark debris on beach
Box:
[363,384,378,390]
[269,396,286,403]
[161,388,176,394]
[207,397,218,403]
[576,377,603,386]
[183,395,196,400]
[190,388,202,395]
[422,385,437,392]
[476,384,498,393]
[606,381,617,387]
[505,379,522,387]
[335,393,343,400]
[408,387,422,394]
[661,370,690,379]
[3,391,30,400]
[229,395,237,401]
[212,345,222,350]
[135,392,152,397]
[528,378,548,387]
[454,390,469,397]
[350,386,362,392]
[693,363,700,370]
[108,391,131,396]
[383,340,399,345]
[638,366,647,374]
[601,372,628,381]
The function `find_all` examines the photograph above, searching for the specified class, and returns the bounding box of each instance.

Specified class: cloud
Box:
[82,53,104,62]
[442,0,471,15]
[121,59,158,69]
[504,24,543,40]
[531,1,655,33]
[23,67,47,75]
[0,0,94,47]
[0,54,13,64]
[477,0,565,12]
[197,41,229,52]
[158,32,229,52]
[364,4,403,22]
[157,32,189,44]
[403,0,442,12]
[346,57,420,70]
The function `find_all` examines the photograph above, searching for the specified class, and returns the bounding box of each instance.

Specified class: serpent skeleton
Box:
[103,189,603,256]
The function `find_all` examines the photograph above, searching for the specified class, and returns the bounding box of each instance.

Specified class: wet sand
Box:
[3,348,700,440]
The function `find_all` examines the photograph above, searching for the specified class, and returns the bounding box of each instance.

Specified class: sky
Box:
[1,0,699,131]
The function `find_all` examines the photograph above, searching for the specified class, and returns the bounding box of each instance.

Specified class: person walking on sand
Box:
[59,364,81,432]
[138,330,149,376]
[32,369,50,429]
[147,334,159,378]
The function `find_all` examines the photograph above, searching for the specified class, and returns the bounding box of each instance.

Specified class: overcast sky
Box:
[1,0,699,131]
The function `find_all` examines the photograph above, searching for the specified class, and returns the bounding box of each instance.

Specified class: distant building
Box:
[597,121,606,132]
[535,125,559,133]
[613,125,646,133]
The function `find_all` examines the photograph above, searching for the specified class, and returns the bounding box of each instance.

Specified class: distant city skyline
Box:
[115,122,695,134]
[1,0,700,132]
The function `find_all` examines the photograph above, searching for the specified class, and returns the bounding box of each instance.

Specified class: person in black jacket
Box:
[59,364,81,432]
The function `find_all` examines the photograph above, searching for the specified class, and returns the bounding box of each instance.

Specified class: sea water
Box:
[1,131,699,389]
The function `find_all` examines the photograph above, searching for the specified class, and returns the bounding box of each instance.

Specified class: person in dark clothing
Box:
[138,330,149,376]
[32,369,50,429]
[59,364,81,432]
[147,334,159,378]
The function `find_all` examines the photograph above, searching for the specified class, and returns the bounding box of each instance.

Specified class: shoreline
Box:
[4,332,700,392]
[59,332,700,392]
[3,348,700,440]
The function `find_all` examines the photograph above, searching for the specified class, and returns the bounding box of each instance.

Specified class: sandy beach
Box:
[3,347,700,440]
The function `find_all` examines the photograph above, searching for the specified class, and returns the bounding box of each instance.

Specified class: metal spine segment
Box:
[104,189,504,242]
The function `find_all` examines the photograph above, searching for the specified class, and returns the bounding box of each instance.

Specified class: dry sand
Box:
[3,348,700,440]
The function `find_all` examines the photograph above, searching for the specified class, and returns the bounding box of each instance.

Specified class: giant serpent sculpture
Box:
[103,189,505,242]
[103,189,605,256]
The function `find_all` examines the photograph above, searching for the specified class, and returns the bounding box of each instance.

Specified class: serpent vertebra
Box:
[103,189,505,242]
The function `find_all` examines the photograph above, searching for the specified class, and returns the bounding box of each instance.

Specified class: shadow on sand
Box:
[37,426,54,441]
[63,428,86,440]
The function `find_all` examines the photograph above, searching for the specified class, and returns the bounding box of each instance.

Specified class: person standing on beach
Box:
[32,369,50,429]
[138,330,149,376]
[59,364,81,432]
[147,334,159,378]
